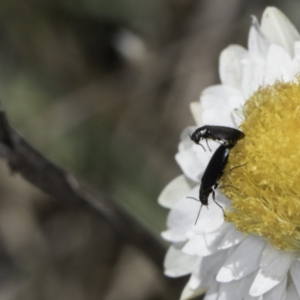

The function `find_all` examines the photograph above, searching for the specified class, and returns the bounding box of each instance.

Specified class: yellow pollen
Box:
[221,78,300,252]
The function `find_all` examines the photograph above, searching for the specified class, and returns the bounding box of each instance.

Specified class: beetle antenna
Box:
[194,204,203,225]
[187,196,199,202]
[187,197,204,224]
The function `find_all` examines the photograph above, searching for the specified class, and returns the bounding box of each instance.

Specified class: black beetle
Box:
[188,143,245,224]
[188,144,229,223]
[190,125,245,151]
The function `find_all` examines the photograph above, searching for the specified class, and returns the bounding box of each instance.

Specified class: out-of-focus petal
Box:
[292,42,300,76]
[248,16,269,57]
[175,147,202,182]
[164,243,198,277]
[241,53,266,99]
[200,85,244,127]
[180,283,206,300]
[261,7,300,56]
[162,191,200,242]
[203,282,220,300]
[178,126,196,152]
[190,102,202,126]
[265,44,295,85]
[219,45,247,89]
[158,175,195,209]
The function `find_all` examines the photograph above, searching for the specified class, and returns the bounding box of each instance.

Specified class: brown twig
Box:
[0,106,167,271]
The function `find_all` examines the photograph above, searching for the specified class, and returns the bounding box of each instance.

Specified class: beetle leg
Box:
[198,142,206,152]
[223,162,247,175]
[187,196,200,202]
[205,138,211,152]
[218,184,239,190]
[212,189,215,200]
[212,189,226,217]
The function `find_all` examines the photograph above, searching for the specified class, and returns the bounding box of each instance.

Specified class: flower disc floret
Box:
[221,78,300,251]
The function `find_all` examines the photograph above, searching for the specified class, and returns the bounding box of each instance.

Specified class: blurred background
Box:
[0,0,298,299]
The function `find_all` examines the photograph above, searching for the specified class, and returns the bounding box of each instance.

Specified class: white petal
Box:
[261,7,300,56]
[161,230,185,243]
[188,247,235,299]
[286,281,300,300]
[244,296,263,300]
[180,272,207,300]
[219,45,247,89]
[218,225,245,250]
[244,295,263,300]
[265,44,295,85]
[263,275,287,300]
[241,53,266,99]
[183,224,230,257]
[187,259,203,290]
[180,282,206,300]
[192,141,220,168]
[179,126,196,149]
[292,41,300,73]
[217,272,257,300]
[259,243,281,267]
[250,252,293,296]
[158,175,194,209]
[175,147,203,182]
[281,293,287,300]
[290,261,300,298]
[162,191,200,242]
[176,127,206,182]
[192,194,229,234]
[177,127,196,151]
[190,102,202,126]
[204,282,220,300]
[248,16,269,57]
[200,85,244,127]
[182,232,221,257]
[164,243,197,277]
[191,249,230,289]
[217,235,265,282]
[231,108,244,127]
[163,185,225,242]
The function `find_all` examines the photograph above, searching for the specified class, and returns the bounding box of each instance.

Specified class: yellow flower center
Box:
[221,78,300,252]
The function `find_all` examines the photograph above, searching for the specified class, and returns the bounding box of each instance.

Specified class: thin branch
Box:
[0,107,166,270]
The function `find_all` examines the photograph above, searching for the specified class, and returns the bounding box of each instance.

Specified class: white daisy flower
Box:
[159,7,300,300]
